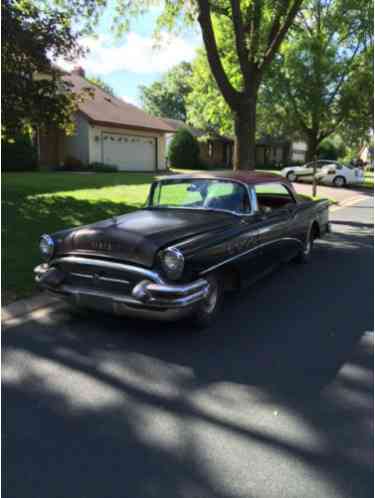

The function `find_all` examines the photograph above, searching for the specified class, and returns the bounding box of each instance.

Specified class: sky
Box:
[57,5,202,106]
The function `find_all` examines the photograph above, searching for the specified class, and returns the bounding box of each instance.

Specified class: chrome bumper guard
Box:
[34,262,210,311]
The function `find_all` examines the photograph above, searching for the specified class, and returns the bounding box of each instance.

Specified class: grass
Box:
[363,171,374,188]
[2,172,158,302]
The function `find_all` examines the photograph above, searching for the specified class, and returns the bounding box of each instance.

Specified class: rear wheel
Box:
[333,175,346,188]
[294,229,314,264]
[192,273,224,329]
[287,171,297,182]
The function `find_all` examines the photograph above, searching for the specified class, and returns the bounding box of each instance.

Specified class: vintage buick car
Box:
[34,172,330,327]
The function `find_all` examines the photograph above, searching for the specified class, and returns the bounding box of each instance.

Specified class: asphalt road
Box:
[3,197,374,498]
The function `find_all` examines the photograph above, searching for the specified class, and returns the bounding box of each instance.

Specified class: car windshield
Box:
[150,178,250,214]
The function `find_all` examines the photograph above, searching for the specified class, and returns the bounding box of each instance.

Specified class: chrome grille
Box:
[54,258,148,295]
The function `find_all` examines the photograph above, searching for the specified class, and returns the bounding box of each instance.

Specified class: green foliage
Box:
[187,49,234,137]
[168,129,200,169]
[139,62,193,120]
[90,162,118,172]
[1,135,37,171]
[257,0,373,159]
[317,140,339,160]
[2,0,82,139]
[86,76,116,96]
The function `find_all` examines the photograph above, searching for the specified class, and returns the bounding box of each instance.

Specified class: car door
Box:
[254,183,300,267]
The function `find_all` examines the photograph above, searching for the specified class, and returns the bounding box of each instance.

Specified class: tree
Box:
[187,49,234,136]
[2,0,82,139]
[258,0,373,161]
[86,76,116,96]
[46,0,303,169]
[139,62,192,121]
[168,128,200,168]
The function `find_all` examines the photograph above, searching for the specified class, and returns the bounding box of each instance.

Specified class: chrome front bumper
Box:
[34,260,210,321]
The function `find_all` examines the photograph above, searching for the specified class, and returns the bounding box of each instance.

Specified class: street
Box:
[3,197,374,498]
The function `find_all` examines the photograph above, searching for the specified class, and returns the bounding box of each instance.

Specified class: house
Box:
[162,120,307,168]
[38,67,174,171]
[161,118,234,168]
[255,135,308,166]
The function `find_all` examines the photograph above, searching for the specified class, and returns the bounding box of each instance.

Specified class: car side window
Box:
[255,183,296,214]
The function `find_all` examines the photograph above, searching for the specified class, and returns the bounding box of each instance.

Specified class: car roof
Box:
[158,170,286,186]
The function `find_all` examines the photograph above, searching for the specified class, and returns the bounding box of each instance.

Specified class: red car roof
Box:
[160,170,286,186]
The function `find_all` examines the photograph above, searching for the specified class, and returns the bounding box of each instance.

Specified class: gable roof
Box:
[64,72,174,133]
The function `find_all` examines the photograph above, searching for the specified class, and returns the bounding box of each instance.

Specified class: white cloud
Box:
[57,32,199,75]
[119,95,139,106]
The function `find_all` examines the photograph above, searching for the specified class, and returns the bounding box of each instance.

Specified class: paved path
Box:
[293,182,372,204]
[3,198,373,498]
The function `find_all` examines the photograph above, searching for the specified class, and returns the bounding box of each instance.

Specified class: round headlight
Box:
[160,248,184,280]
[39,234,54,260]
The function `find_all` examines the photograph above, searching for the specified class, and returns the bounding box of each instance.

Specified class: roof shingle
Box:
[65,73,174,133]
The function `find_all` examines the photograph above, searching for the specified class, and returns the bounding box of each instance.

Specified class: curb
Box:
[2,292,62,323]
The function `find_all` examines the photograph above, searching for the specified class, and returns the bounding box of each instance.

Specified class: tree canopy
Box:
[2,0,82,139]
[139,62,193,121]
[258,0,373,159]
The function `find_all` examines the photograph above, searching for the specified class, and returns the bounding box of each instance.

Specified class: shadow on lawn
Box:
[3,220,374,498]
[2,194,142,300]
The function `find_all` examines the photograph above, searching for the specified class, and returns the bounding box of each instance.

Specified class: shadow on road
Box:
[3,220,374,498]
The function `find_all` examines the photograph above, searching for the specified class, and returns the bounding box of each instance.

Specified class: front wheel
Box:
[333,175,346,188]
[192,273,224,329]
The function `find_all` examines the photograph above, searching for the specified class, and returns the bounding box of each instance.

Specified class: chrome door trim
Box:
[199,237,303,276]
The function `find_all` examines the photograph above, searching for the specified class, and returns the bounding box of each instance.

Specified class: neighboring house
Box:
[162,118,234,168]
[38,67,173,171]
[162,121,307,168]
[255,135,308,166]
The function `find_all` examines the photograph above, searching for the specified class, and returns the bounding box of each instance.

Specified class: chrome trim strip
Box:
[141,279,208,297]
[199,237,303,276]
[70,272,130,285]
[47,284,207,309]
[51,256,164,284]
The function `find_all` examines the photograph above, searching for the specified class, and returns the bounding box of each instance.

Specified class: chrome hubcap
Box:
[335,177,344,187]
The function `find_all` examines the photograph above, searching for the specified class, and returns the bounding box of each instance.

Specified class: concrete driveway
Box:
[293,181,372,204]
[3,198,373,498]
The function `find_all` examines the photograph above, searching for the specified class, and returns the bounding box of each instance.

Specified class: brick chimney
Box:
[71,66,85,77]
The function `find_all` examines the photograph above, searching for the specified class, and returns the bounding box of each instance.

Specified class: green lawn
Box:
[363,171,374,188]
[2,172,158,302]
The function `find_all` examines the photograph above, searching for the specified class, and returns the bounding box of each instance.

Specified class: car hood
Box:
[53,208,236,268]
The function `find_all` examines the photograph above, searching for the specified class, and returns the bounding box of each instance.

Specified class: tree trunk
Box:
[306,132,319,162]
[233,96,257,170]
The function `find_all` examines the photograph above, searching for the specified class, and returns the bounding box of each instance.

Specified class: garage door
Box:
[102,132,156,171]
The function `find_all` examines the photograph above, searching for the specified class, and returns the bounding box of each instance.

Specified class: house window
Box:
[208,141,213,158]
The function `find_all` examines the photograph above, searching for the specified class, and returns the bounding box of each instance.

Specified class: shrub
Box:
[63,156,84,170]
[2,135,37,171]
[168,128,200,169]
[318,138,345,161]
[90,162,118,173]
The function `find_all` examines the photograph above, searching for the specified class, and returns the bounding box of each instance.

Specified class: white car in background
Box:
[281,160,364,187]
